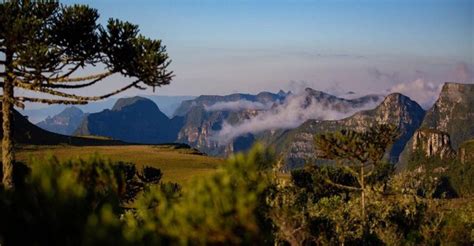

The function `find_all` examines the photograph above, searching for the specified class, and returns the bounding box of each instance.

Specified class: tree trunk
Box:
[361,165,365,220]
[2,51,14,189]
[361,164,368,244]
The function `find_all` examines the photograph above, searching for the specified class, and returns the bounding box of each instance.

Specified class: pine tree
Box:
[314,124,398,235]
[0,1,173,188]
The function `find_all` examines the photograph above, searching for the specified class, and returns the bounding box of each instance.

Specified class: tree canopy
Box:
[0,0,173,188]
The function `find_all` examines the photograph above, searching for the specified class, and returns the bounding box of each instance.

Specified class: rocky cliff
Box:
[411,129,456,160]
[270,93,425,169]
[173,91,288,117]
[398,83,474,169]
[420,82,474,149]
[176,89,383,157]
[176,105,260,156]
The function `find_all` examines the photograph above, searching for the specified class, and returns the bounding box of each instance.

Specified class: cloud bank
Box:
[389,79,442,109]
[204,100,273,112]
[214,91,381,144]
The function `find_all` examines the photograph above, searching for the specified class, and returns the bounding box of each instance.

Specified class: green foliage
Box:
[0,155,168,245]
[407,149,474,197]
[267,124,472,245]
[0,0,173,89]
[315,124,398,164]
[0,144,472,245]
[270,164,473,245]
[123,144,275,245]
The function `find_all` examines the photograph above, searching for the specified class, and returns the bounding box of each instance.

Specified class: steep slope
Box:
[173,91,288,117]
[418,83,474,149]
[399,83,474,168]
[0,106,123,146]
[36,106,86,135]
[270,93,425,169]
[177,88,383,156]
[177,105,260,156]
[458,139,474,164]
[75,97,183,144]
[175,91,288,155]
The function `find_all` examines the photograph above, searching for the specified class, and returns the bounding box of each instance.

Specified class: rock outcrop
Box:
[420,82,474,149]
[399,82,474,169]
[411,129,456,160]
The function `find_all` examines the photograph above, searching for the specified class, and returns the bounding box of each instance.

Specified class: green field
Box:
[14,145,226,184]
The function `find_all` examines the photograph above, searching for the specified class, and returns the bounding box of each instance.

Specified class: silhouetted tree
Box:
[0,0,173,188]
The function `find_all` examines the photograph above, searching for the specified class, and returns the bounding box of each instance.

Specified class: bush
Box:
[0,155,167,246]
[123,144,276,245]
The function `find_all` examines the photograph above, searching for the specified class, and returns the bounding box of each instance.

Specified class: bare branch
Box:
[323,176,362,192]
[42,73,112,89]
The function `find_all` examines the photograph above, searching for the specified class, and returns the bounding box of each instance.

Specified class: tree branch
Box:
[323,176,362,192]
[16,97,88,105]
[48,71,113,83]
[15,79,141,102]
[42,72,112,89]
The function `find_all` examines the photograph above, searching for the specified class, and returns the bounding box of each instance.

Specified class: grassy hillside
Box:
[13,144,225,185]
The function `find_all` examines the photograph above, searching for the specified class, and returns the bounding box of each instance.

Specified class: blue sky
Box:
[60,0,472,99]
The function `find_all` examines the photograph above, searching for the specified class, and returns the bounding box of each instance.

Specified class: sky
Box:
[30,0,474,107]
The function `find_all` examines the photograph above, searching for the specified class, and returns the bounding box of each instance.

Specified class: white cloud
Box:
[389,79,442,109]
[214,90,381,144]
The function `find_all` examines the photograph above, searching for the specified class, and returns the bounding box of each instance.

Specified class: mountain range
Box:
[23,95,194,123]
[24,82,474,170]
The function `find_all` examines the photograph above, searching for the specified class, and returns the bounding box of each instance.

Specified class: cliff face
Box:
[174,91,288,156]
[271,93,425,169]
[173,92,287,117]
[176,89,383,157]
[399,83,474,169]
[411,129,456,160]
[421,83,474,149]
[176,106,260,156]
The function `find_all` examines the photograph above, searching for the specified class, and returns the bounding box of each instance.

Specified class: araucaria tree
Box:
[314,125,398,231]
[0,1,173,188]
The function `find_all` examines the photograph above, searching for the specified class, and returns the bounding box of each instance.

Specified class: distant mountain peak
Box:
[59,106,83,116]
[36,106,86,135]
[379,93,416,107]
[277,90,288,97]
[112,96,156,111]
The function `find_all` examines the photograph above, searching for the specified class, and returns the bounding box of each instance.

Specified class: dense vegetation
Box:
[1,127,472,245]
[407,149,474,197]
